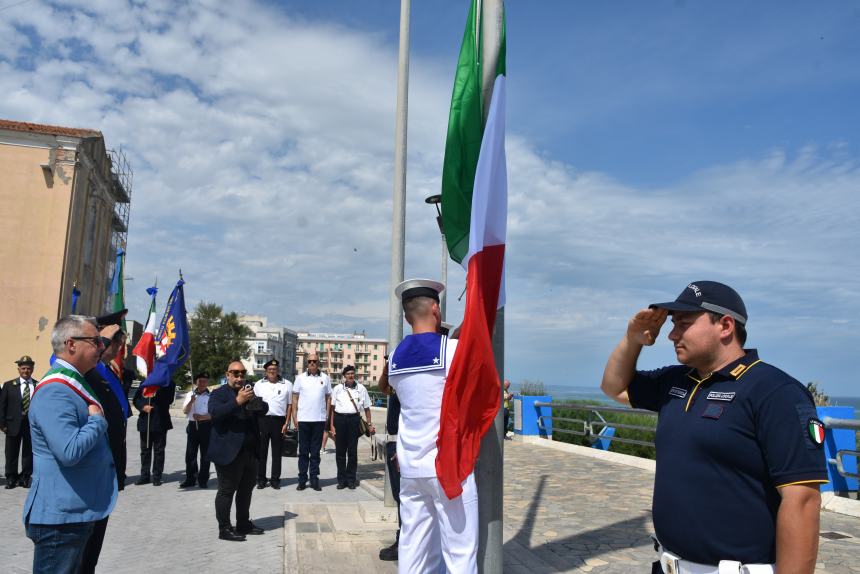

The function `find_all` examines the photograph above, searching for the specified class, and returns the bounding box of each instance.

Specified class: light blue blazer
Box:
[23,382,118,525]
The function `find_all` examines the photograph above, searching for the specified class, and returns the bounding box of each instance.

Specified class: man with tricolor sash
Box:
[23,315,117,574]
[601,281,827,574]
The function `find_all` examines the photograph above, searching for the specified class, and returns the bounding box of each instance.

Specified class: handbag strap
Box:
[344,385,363,417]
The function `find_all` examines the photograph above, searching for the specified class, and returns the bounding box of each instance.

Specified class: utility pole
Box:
[476,1,505,573]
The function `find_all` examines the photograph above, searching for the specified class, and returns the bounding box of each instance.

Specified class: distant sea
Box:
[527,384,859,415]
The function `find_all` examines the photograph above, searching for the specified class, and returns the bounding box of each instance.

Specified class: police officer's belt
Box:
[653,537,774,574]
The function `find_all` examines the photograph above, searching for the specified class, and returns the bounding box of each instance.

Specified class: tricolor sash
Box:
[34,364,102,410]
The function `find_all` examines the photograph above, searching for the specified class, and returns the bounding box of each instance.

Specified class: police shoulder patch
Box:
[807,418,825,447]
[668,386,687,399]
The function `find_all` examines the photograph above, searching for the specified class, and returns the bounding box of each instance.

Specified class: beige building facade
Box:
[0,119,131,375]
[238,314,298,380]
[295,332,388,386]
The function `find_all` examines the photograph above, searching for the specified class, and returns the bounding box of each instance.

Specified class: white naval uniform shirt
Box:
[331,383,371,414]
[293,372,331,422]
[182,389,211,421]
[254,379,292,417]
[389,337,457,479]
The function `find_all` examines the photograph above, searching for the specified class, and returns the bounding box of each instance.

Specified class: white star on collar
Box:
[391,362,396,369]
[432,357,439,364]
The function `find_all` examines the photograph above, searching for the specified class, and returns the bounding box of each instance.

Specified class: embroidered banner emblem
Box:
[706,391,736,402]
[668,387,687,399]
[807,418,825,446]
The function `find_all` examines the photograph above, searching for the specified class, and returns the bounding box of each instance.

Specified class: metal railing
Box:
[534,401,658,449]
[823,416,860,480]
[368,391,389,408]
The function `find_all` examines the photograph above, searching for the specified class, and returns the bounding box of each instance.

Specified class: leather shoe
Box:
[179,478,196,488]
[348,481,357,490]
[379,541,398,561]
[311,479,321,491]
[218,527,246,542]
[270,480,281,490]
[21,476,31,488]
[198,481,209,489]
[237,521,264,535]
[4,478,16,489]
[256,479,268,489]
[296,483,307,491]
[337,483,347,490]
[152,477,163,486]
[135,476,151,486]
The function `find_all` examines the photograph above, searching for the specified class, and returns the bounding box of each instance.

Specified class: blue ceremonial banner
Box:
[71,284,81,314]
[140,279,189,389]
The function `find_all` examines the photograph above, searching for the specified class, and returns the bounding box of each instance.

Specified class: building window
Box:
[373,355,378,360]
[255,359,265,369]
[374,344,378,349]
[348,343,352,348]
[256,342,266,353]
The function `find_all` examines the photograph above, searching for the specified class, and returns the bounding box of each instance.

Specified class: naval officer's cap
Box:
[395,279,445,308]
[15,355,34,366]
[263,359,279,369]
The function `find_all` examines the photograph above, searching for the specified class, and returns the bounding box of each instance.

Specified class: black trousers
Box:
[214,448,257,530]
[385,441,401,541]
[297,421,325,483]
[77,515,108,574]
[258,415,285,481]
[185,421,211,485]
[139,431,167,479]
[333,413,360,484]
[5,417,32,479]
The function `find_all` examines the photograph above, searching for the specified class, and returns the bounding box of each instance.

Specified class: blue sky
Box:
[1,0,858,397]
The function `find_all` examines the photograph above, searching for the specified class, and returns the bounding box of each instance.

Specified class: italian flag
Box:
[132,286,158,377]
[436,0,507,500]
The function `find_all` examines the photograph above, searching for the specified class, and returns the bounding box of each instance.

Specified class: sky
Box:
[1,0,859,396]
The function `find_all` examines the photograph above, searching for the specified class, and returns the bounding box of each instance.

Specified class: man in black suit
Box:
[208,360,266,542]
[132,378,175,486]
[1,355,37,489]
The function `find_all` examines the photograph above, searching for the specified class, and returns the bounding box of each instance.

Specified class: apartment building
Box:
[0,119,132,370]
[239,315,298,379]
[295,332,388,385]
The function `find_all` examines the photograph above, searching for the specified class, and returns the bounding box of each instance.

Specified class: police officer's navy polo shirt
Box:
[628,349,827,565]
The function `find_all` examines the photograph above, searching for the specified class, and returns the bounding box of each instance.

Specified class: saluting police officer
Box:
[254,359,293,490]
[601,281,827,574]
[180,372,212,488]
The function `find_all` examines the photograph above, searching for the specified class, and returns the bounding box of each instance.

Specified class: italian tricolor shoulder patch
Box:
[807,418,825,446]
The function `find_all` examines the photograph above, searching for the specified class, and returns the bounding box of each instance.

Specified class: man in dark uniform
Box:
[80,324,132,574]
[133,377,175,486]
[0,355,36,488]
[208,360,266,542]
[601,281,827,574]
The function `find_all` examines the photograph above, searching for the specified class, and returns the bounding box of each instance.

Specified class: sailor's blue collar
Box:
[389,332,448,376]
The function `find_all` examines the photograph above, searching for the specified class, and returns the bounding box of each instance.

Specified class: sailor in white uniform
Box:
[382,279,478,574]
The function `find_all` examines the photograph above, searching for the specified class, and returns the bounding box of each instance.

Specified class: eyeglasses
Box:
[70,336,105,348]
[307,360,318,364]
[228,369,247,377]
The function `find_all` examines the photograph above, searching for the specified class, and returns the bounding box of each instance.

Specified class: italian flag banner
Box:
[35,363,102,409]
[132,286,159,377]
[436,0,507,500]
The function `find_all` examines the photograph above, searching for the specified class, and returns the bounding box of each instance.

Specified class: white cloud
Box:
[1,0,858,394]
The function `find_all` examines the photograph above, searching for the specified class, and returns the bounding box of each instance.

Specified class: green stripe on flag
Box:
[441,0,484,264]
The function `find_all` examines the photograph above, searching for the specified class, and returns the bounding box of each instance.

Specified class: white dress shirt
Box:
[19,378,35,399]
[254,379,292,417]
[331,383,371,414]
[293,372,331,422]
[182,389,211,421]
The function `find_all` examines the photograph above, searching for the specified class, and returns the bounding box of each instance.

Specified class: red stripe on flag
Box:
[436,243,505,499]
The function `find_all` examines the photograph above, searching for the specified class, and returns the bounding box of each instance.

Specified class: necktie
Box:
[22,383,30,416]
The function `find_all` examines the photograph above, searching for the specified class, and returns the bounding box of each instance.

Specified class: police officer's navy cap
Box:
[263,359,279,369]
[650,281,748,325]
[342,365,355,375]
[395,279,445,305]
[15,355,34,366]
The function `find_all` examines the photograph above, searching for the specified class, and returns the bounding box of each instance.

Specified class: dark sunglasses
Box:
[307,360,318,364]
[228,369,247,376]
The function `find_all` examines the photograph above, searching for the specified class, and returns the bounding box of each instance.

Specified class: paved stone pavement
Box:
[2,415,859,572]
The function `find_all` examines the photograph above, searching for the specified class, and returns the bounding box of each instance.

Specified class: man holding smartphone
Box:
[207,360,267,542]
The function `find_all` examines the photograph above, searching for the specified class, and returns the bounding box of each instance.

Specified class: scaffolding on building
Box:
[105,148,133,311]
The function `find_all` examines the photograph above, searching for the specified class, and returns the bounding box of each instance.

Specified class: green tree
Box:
[174,302,253,387]
[806,381,831,406]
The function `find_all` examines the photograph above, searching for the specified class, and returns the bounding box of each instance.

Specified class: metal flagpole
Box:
[476,1,505,572]
[388,0,410,350]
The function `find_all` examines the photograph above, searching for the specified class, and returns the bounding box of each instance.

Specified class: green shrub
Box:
[549,400,657,460]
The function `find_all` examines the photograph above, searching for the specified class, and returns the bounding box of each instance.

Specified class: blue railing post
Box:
[514,395,552,438]
[817,406,858,493]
